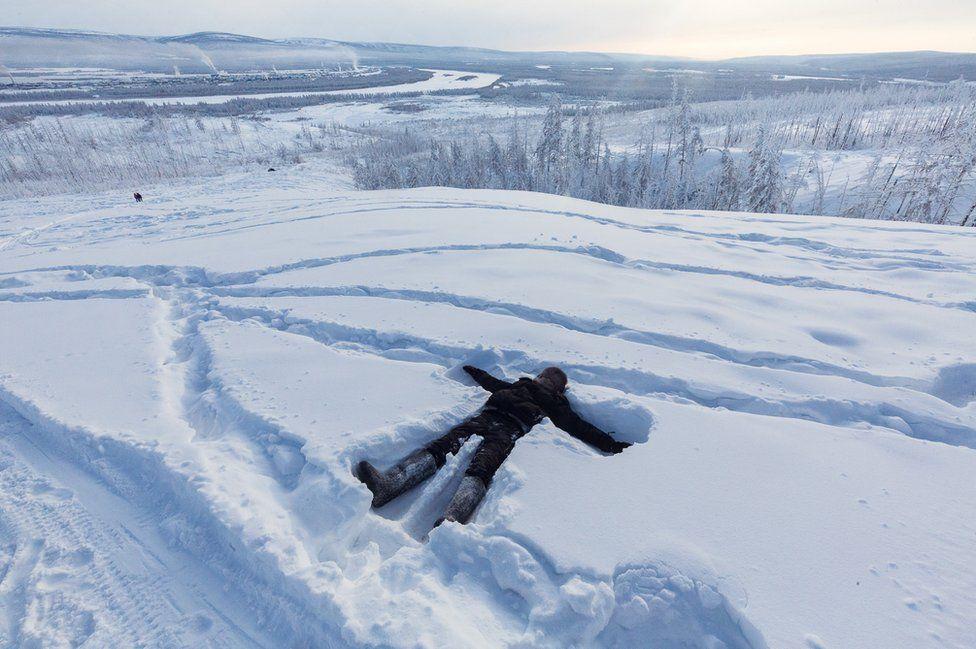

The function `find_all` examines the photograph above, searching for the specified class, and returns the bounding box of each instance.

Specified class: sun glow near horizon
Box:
[610,0,976,59]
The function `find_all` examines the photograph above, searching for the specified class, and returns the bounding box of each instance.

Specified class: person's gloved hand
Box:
[605,438,631,454]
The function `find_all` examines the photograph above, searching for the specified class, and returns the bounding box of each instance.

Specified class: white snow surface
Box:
[327,69,501,97]
[1,172,975,649]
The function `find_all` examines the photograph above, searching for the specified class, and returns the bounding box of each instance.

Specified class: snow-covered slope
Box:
[1,171,975,648]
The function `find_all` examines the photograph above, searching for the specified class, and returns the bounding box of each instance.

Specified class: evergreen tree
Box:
[535,97,563,191]
[746,127,783,213]
[716,148,741,211]
[486,134,505,188]
[567,108,583,163]
[505,124,529,190]
[582,109,598,170]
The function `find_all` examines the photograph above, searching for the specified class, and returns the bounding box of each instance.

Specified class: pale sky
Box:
[3,0,975,59]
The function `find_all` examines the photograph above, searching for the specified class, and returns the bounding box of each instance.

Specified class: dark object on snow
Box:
[439,475,486,525]
[133,192,143,202]
[267,167,276,172]
[356,366,630,525]
[357,448,436,508]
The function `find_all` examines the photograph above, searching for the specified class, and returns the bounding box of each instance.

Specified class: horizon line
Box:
[3,25,976,62]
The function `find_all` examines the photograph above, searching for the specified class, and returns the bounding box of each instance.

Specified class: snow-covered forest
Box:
[5,77,975,224]
[350,83,976,225]
[0,114,346,197]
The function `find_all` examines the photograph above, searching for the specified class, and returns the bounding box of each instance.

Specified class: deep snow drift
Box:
[1,170,975,648]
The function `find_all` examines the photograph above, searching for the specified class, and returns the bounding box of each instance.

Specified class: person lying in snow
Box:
[356,365,631,525]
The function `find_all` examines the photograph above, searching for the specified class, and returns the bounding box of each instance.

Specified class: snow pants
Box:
[425,410,524,484]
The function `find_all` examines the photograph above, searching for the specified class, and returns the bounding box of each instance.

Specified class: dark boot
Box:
[356,449,437,508]
[439,475,488,525]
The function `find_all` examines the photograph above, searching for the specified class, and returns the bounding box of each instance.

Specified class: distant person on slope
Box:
[356,365,630,525]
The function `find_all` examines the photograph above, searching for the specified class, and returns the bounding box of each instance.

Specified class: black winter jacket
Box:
[463,366,629,454]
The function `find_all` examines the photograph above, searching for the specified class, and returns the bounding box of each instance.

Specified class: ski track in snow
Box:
[0,181,975,648]
[0,404,271,648]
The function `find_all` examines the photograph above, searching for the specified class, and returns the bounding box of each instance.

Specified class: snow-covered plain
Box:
[1,168,975,648]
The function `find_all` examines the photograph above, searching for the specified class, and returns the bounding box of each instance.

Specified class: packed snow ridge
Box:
[0,173,975,648]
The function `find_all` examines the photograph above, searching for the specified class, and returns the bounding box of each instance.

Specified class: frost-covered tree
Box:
[746,127,783,213]
[566,108,583,164]
[582,109,599,170]
[715,148,741,211]
[505,124,531,191]
[535,97,564,191]
[486,134,506,188]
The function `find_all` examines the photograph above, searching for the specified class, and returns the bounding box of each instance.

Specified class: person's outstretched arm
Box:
[462,365,513,393]
[544,395,630,454]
